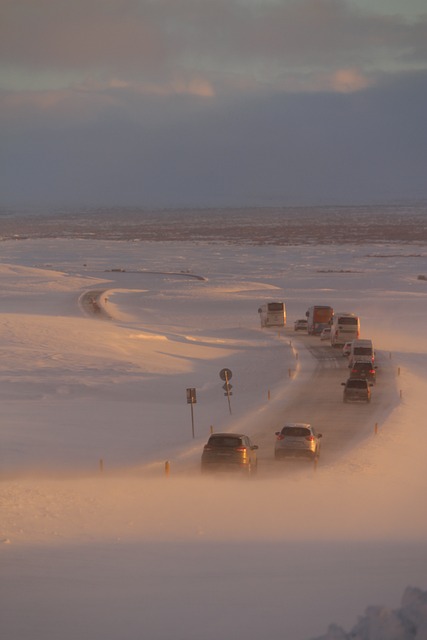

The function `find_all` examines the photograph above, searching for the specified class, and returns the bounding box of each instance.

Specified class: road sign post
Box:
[219,368,233,415]
[186,387,197,438]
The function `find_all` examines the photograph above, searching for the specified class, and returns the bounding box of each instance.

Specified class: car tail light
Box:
[305,436,315,441]
[369,369,375,374]
[235,446,247,451]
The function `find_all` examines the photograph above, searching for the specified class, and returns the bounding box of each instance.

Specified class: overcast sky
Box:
[1,0,427,208]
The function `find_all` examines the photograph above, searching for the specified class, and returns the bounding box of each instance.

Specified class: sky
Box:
[1,0,427,208]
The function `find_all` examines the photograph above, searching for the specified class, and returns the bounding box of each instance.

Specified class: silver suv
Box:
[342,378,372,402]
[274,423,322,461]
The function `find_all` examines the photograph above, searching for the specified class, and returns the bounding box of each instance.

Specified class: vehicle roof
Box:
[281,422,311,428]
[208,432,247,438]
[334,311,356,316]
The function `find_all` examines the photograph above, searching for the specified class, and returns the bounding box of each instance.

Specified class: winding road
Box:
[79,286,399,475]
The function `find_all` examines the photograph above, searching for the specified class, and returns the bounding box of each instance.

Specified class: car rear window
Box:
[338,317,358,325]
[354,347,372,355]
[281,427,311,437]
[353,363,371,370]
[208,436,242,448]
[347,380,368,388]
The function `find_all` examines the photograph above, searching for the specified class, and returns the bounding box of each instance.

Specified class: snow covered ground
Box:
[1,237,427,639]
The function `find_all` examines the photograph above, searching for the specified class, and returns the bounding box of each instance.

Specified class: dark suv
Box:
[342,378,372,403]
[201,433,258,474]
[349,360,377,384]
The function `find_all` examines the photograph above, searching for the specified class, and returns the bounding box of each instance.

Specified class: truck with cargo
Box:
[305,305,334,335]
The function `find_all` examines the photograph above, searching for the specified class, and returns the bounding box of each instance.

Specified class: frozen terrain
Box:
[1,226,427,639]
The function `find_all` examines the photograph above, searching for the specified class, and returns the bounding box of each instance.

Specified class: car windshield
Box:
[281,427,311,437]
[208,436,243,448]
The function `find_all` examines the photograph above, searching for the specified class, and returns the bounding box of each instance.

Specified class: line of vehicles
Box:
[200,302,377,475]
[200,423,323,475]
[259,301,362,350]
[341,338,376,403]
[293,304,376,403]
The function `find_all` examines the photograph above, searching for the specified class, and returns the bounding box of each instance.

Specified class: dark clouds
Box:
[1,70,426,206]
[2,0,427,88]
[1,0,427,206]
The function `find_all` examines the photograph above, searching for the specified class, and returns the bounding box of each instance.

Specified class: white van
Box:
[330,312,360,347]
[349,339,374,366]
[258,302,286,328]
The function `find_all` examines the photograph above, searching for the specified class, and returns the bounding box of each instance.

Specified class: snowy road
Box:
[78,281,401,477]
[252,333,400,473]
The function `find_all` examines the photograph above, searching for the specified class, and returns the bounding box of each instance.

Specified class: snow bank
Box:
[311,587,427,640]
[1,237,426,640]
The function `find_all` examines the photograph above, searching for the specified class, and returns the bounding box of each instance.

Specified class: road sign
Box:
[222,383,232,392]
[186,388,197,404]
[219,368,232,381]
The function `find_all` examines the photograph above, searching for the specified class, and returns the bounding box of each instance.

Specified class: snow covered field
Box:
[1,236,427,639]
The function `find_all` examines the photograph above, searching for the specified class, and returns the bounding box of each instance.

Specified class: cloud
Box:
[329,68,373,92]
[1,69,426,207]
[1,1,427,207]
[1,0,427,96]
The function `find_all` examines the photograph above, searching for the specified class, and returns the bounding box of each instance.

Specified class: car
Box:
[320,327,331,341]
[349,360,377,384]
[342,341,353,357]
[201,432,258,474]
[341,378,372,403]
[274,423,322,461]
[294,318,308,332]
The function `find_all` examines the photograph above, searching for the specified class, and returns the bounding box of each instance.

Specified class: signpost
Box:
[219,368,233,415]
[186,387,197,438]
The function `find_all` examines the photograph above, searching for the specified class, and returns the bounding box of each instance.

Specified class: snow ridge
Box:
[311,587,427,640]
